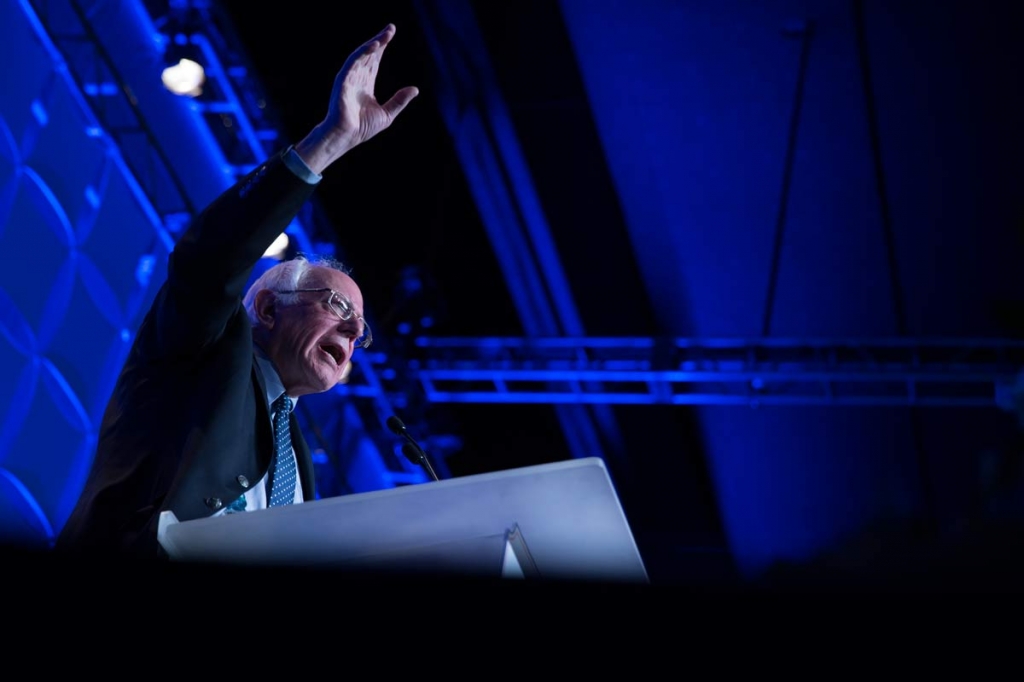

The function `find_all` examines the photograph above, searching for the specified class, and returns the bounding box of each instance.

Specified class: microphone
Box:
[386,416,440,482]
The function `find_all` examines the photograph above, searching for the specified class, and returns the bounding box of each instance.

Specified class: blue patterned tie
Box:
[268,394,297,507]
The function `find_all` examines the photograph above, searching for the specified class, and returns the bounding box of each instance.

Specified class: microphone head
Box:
[386,415,406,435]
[401,441,424,465]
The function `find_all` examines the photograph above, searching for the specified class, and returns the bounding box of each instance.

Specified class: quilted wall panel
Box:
[0,0,172,548]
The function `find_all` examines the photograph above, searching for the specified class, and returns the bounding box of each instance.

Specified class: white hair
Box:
[243,253,351,326]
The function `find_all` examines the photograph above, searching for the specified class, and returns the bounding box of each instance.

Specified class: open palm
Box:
[327,24,419,150]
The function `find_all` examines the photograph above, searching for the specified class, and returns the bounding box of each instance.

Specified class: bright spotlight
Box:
[162,56,205,98]
[263,232,290,259]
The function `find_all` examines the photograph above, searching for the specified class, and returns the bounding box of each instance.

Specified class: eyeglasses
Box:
[273,288,373,349]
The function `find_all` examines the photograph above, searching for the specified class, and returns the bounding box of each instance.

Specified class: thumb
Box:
[382,86,420,121]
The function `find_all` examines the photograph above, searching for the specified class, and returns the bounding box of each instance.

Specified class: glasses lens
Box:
[329,293,353,321]
[329,292,371,349]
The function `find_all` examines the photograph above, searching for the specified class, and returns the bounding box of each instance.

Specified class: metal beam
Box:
[334,336,1024,408]
[413,0,619,465]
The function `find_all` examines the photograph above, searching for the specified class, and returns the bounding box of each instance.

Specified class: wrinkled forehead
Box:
[305,266,363,311]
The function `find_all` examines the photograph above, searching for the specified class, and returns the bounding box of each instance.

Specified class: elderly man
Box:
[56,24,418,557]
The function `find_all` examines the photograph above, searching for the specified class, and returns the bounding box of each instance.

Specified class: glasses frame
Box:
[273,288,372,349]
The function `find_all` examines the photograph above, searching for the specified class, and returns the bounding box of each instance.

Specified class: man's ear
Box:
[252,289,277,328]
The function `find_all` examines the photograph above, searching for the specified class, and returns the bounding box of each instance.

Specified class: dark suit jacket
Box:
[56,149,319,557]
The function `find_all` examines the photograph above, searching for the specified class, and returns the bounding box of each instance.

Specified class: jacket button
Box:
[205,497,223,510]
[237,475,250,489]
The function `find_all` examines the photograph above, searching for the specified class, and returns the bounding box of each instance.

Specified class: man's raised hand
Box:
[295,23,419,173]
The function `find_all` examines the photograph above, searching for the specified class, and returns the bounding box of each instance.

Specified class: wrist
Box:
[293,124,355,175]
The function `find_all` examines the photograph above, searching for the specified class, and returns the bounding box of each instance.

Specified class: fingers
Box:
[363,24,396,56]
[343,23,395,69]
[377,23,396,47]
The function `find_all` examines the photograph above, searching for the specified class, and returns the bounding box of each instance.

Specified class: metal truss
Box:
[29,0,193,229]
[337,336,1024,408]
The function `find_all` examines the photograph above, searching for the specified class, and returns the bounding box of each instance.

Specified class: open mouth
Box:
[319,344,344,366]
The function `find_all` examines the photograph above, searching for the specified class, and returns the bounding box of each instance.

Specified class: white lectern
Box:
[157,457,648,583]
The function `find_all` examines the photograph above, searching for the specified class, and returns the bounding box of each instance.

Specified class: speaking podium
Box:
[157,457,648,583]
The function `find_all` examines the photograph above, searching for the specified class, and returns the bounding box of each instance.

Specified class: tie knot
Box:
[273,394,293,415]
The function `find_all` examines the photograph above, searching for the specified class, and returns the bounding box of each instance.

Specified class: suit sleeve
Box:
[144,150,319,358]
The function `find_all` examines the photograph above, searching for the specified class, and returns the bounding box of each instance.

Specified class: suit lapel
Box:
[289,410,316,501]
[251,357,274,472]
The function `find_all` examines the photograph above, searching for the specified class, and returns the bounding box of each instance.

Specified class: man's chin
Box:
[306,357,347,391]
[320,365,351,391]
[291,374,337,397]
